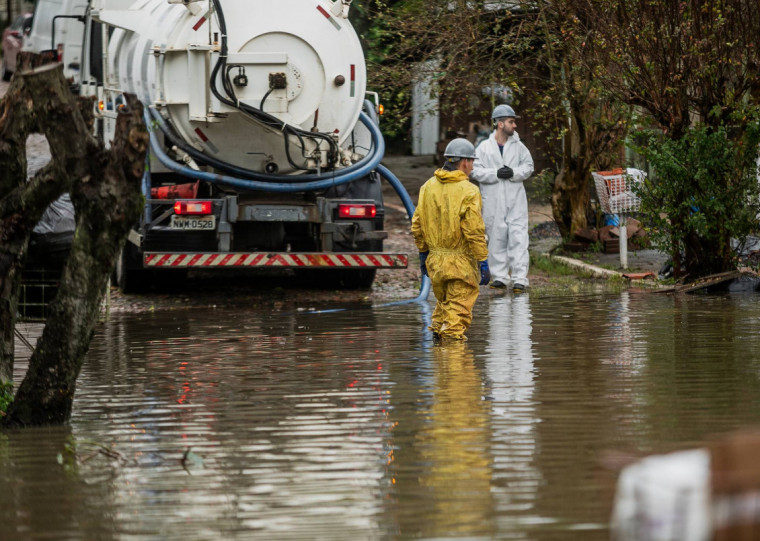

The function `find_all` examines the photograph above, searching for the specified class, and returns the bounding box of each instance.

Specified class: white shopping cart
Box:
[592,169,646,269]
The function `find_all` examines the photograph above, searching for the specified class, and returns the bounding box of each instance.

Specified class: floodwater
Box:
[4,290,760,540]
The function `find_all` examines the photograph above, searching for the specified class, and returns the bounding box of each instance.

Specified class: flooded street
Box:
[4,290,760,539]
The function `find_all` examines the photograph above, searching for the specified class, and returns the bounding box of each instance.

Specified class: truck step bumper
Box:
[143,252,408,269]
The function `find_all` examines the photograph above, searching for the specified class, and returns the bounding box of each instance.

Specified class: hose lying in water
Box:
[374,164,431,306]
[308,164,431,314]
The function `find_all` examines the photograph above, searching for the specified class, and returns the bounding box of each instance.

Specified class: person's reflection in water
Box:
[484,295,541,528]
[419,340,496,537]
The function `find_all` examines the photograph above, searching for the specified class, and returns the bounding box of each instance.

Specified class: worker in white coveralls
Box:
[470,104,534,293]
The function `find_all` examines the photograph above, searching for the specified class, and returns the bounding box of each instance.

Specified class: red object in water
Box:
[622,271,656,280]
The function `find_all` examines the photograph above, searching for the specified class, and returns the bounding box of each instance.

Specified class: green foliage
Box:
[356,0,760,259]
[350,1,416,145]
[586,0,760,137]
[631,111,760,274]
[357,0,533,150]
[0,380,13,417]
[530,168,556,203]
[528,253,629,297]
[530,252,580,276]
[587,240,603,254]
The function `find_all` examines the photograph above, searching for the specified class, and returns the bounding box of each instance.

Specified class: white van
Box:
[23,0,88,82]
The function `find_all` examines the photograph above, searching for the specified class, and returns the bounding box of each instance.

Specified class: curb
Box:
[542,252,664,289]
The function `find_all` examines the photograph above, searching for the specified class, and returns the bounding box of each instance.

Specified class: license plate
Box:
[170,215,216,230]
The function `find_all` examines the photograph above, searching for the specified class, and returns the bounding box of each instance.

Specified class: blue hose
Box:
[374,164,431,306]
[148,104,383,182]
[376,164,415,218]
[145,110,385,191]
[307,164,431,313]
[143,107,430,309]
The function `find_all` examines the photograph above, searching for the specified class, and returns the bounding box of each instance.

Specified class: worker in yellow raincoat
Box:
[411,138,490,342]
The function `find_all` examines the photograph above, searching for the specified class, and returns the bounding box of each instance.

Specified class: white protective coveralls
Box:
[471,131,534,286]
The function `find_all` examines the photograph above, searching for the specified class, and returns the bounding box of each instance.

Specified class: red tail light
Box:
[338,204,376,219]
[56,43,63,62]
[173,200,212,215]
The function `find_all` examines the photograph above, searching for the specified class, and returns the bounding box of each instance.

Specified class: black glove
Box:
[497,166,514,180]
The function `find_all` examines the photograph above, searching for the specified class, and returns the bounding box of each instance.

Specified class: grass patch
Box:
[527,252,628,297]
[530,252,579,276]
[528,278,627,298]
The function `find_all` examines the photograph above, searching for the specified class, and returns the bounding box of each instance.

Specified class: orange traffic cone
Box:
[151,181,200,199]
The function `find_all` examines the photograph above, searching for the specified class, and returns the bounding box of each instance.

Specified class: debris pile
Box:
[567,216,650,253]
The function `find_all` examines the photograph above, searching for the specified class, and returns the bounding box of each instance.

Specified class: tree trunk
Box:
[0,163,68,384]
[0,57,83,387]
[0,59,147,426]
[551,110,591,238]
[551,165,590,239]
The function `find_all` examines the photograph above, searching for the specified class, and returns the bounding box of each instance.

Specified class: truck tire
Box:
[336,269,376,289]
[115,244,188,292]
[2,59,10,82]
[115,243,149,293]
[295,268,376,290]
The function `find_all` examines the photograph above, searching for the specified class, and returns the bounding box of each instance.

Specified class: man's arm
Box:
[510,144,534,183]
[470,143,499,185]
[411,188,429,253]
[460,190,489,262]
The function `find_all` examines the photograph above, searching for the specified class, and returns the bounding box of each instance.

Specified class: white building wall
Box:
[411,61,440,156]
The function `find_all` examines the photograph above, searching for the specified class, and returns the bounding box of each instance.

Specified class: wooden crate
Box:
[603,239,620,254]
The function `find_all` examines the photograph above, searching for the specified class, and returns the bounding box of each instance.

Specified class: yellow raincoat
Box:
[411,168,489,339]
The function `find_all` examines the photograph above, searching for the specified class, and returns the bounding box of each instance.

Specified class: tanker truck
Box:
[24,0,408,292]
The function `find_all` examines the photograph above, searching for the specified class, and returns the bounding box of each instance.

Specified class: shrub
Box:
[631,114,760,277]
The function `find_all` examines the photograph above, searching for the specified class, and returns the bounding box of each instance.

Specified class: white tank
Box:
[96,0,367,174]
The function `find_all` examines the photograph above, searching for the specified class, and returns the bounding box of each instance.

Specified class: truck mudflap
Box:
[143,252,408,269]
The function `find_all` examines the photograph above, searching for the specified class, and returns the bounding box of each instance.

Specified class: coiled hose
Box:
[144,110,431,311]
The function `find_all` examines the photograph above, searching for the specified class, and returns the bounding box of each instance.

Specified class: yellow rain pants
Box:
[411,168,489,339]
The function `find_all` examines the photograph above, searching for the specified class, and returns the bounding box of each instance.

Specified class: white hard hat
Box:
[492,104,519,119]
[443,138,476,160]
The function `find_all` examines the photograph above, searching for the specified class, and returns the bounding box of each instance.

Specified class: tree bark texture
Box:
[551,105,592,238]
[0,57,87,386]
[551,90,627,239]
[1,60,147,426]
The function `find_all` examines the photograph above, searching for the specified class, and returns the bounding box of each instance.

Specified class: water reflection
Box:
[0,427,115,540]
[417,341,494,537]
[76,310,404,539]
[5,293,760,538]
[482,295,542,537]
[634,294,760,447]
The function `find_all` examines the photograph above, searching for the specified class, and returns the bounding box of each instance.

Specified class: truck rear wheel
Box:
[332,269,376,290]
[115,245,188,293]
[295,268,377,290]
[115,243,149,293]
